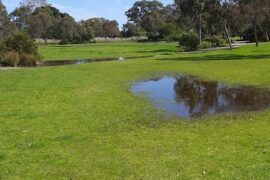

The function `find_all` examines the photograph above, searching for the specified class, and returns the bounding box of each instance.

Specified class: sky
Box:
[3,0,173,27]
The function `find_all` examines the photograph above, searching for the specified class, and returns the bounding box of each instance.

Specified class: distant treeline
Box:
[1,0,270,44]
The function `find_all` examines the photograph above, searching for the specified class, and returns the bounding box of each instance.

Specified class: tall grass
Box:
[1,52,19,67]
[0,52,40,67]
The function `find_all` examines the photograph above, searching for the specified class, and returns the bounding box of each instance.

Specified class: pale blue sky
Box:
[3,0,173,27]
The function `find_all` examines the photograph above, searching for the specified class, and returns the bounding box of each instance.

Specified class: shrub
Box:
[204,36,226,47]
[164,32,183,42]
[240,27,266,42]
[1,52,19,67]
[1,31,42,67]
[179,32,200,51]
[0,42,6,59]
[4,31,38,55]
[160,23,183,41]
[147,32,161,41]
[199,41,212,49]
[18,53,40,67]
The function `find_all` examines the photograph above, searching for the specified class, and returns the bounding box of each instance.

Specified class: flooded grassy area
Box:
[132,75,270,118]
[0,43,270,179]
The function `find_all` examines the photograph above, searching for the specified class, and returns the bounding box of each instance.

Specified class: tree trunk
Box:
[253,21,259,47]
[224,20,232,50]
[265,30,269,42]
[198,15,202,44]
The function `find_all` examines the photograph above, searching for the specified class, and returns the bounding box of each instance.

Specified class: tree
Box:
[102,20,120,38]
[237,0,268,46]
[78,20,94,41]
[126,1,176,39]
[83,18,105,37]
[58,14,77,41]
[140,11,165,39]
[175,0,207,43]
[122,22,142,37]
[10,6,32,29]
[0,0,16,38]
[81,18,120,38]
[30,10,52,41]
[29,5,62,40]
[21,0,47,10]
[218,0,237,49]
[126,0,164,25]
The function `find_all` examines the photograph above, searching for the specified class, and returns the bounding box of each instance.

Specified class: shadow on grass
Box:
[136,49,176,54]
[156,54,270,62]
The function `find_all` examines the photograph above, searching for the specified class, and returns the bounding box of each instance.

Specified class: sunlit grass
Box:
[39,42,178,61]
[0,43,270,179]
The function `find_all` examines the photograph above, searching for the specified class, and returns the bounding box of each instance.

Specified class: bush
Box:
[0,31,42,67]
[147,32,161,41]
[241,28,266,42]
[199,41,212,49]
[163,32,183,42]
[160,23,183,41]
[204,36,226,47]
[0,42,6,59]
[179,32,200,51]
[18,53,39,67]
[1,52,19,67]
[4,31,38,55]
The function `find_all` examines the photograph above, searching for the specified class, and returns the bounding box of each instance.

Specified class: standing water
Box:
[131,75,270,118]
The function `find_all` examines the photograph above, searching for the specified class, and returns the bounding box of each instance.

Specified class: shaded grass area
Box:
[0,43,270,179]
[156,43,270,62]
[39,42,178,61]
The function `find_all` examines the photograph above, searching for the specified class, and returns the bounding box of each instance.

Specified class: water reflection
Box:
[132,75,270,118]
[40,56,152,67]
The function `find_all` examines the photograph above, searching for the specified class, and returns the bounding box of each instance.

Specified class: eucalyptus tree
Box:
[126,0,177,39]
[122,22,142,37]
[58,14,78,41]
[0,0,16,38]
[175,0,207,43]
[237,0,268,46]
[21,0,47,10]
[126,0,164,26]
[218,0,241,49]
[10,5,32,29]
[0,0,9,37]
[102,20,120,38]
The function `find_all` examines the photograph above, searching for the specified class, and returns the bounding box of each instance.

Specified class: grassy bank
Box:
[0,43,270,179]
[39,42,178,61]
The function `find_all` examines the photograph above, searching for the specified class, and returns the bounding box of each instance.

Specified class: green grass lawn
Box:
[1,43,270,179]
[39,42,178,61]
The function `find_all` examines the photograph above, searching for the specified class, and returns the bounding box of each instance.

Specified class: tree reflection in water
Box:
[132,75,270,118]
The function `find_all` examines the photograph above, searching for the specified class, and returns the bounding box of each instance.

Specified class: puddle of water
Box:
[40,56,152,67]
[131,75,270,118]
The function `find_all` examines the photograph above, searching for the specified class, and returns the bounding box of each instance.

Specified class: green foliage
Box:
[0,31,41,66]
[199,41,212,49]
[0,51,19,67]
[126,1,175,39]
[241,27,267,42]
[0,41,6,58]
[18,53,40,67]
[0,0,17,38]
[204,36,226,47]
[122,22,141,37]
[179,32,200,51]
[160,23,183,41]
[4,31,38,55]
